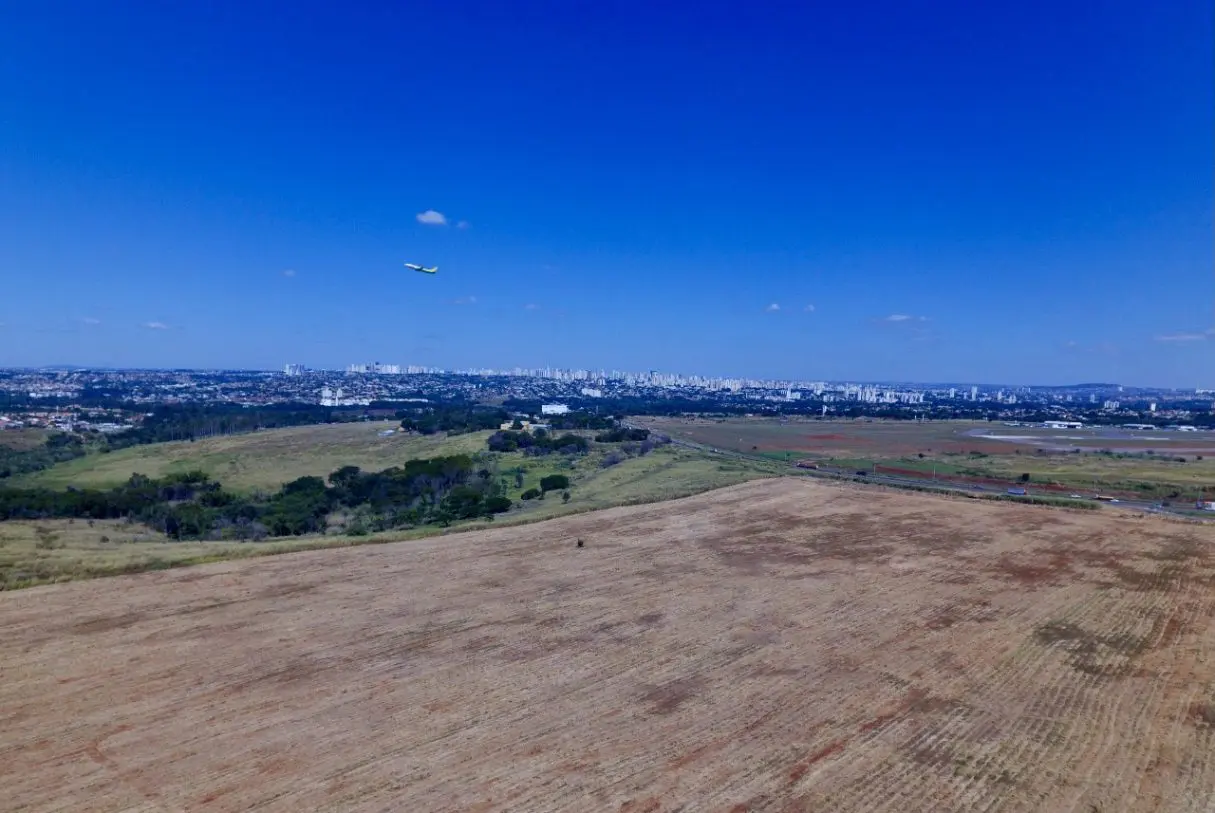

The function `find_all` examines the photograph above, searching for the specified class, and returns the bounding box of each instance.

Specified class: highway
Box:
[630,421,1209,521]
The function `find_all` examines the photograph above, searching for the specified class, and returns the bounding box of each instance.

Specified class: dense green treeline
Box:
[486,429,590,455]
[397,405,508,435]
[0,455,508,541]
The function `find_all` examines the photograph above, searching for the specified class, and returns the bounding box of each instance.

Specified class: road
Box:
[632,421,1209,521]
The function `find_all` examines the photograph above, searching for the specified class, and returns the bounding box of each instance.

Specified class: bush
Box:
[484,496,512,514]
[521,488,540,501]
[600,452,625,468]
[540,474,569,492]
[561,491,570,503]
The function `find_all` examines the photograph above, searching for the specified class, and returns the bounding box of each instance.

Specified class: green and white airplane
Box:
[405,262,438,274]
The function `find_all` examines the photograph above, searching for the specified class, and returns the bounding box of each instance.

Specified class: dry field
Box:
[4,479,1215,811]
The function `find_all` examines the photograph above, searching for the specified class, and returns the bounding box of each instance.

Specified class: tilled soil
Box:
[3,479,1215,812]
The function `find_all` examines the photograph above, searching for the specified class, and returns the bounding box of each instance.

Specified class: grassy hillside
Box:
[2,431,782,589]
[16,422,490,493]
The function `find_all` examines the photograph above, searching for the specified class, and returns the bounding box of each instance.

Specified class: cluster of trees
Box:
[0,455,511,541]
[520,474,570,501]
[398,406,508,436]
[486,429,590,456]
[0,432,91,479]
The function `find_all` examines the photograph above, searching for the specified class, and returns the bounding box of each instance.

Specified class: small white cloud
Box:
[450,296,477,306]
[142,321,168,330]
[803,303,816,312]
[884,314,912,322]
[282,269,296,278]
[82,317,101,325]
[1155,330,1211,342]
[524,303,540,311]
[456,220,470,229]
[416,209,448,226]
[765,303,781,312]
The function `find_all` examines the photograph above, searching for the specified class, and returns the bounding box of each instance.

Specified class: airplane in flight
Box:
[405,262,438,274]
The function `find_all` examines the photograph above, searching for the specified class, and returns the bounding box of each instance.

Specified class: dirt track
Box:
[4,479,1215,812]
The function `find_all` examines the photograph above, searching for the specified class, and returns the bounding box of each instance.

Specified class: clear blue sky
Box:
[1,1,1211,386]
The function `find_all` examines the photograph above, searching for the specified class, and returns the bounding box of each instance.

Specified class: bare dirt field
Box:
[4,479,1215,812]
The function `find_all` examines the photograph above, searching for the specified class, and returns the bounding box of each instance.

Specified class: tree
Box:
[484,496,512,514]
[521,488,540,500]
[1020,473,1030,483]
[561,491,570,504]
[539,474,569,492]
[514,468,525,488]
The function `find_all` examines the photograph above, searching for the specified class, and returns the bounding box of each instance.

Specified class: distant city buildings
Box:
[541,403,570,415]
[319,386,371,407]
[345,362,401,375]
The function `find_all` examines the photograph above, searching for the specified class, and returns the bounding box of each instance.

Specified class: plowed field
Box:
[4,479,1215,812]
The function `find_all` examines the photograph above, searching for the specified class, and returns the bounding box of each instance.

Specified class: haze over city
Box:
[2,2,1212,386]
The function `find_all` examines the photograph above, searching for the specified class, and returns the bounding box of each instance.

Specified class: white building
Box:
[1043,420,1083,430]
[541,403,570,415]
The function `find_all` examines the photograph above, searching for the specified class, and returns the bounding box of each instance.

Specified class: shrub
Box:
[540,474,570,492]
[600,452,625,468]
[561,491,570,503]
[521,488,540,501]
[484,496,512,514]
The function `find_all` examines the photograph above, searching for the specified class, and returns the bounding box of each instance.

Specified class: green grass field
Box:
[14,422,491,493]
[1,428,780,589]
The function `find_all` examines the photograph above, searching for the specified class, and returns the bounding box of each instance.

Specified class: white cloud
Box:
[282,269,296,278]
[82,317,101,325]
[456,220,470,229]
[765,303,781,312]
[416,209,448,226]
[880,314,929,323]
[803,303,815,312]
[142,321,168,330]
[524,303,540,310]
[1155,328,1213,343]
[450,296,477,306]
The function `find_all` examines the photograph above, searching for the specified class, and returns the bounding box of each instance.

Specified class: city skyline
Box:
[4,360,1211,396]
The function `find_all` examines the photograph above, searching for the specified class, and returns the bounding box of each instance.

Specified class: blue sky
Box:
[1,1,1211,386]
